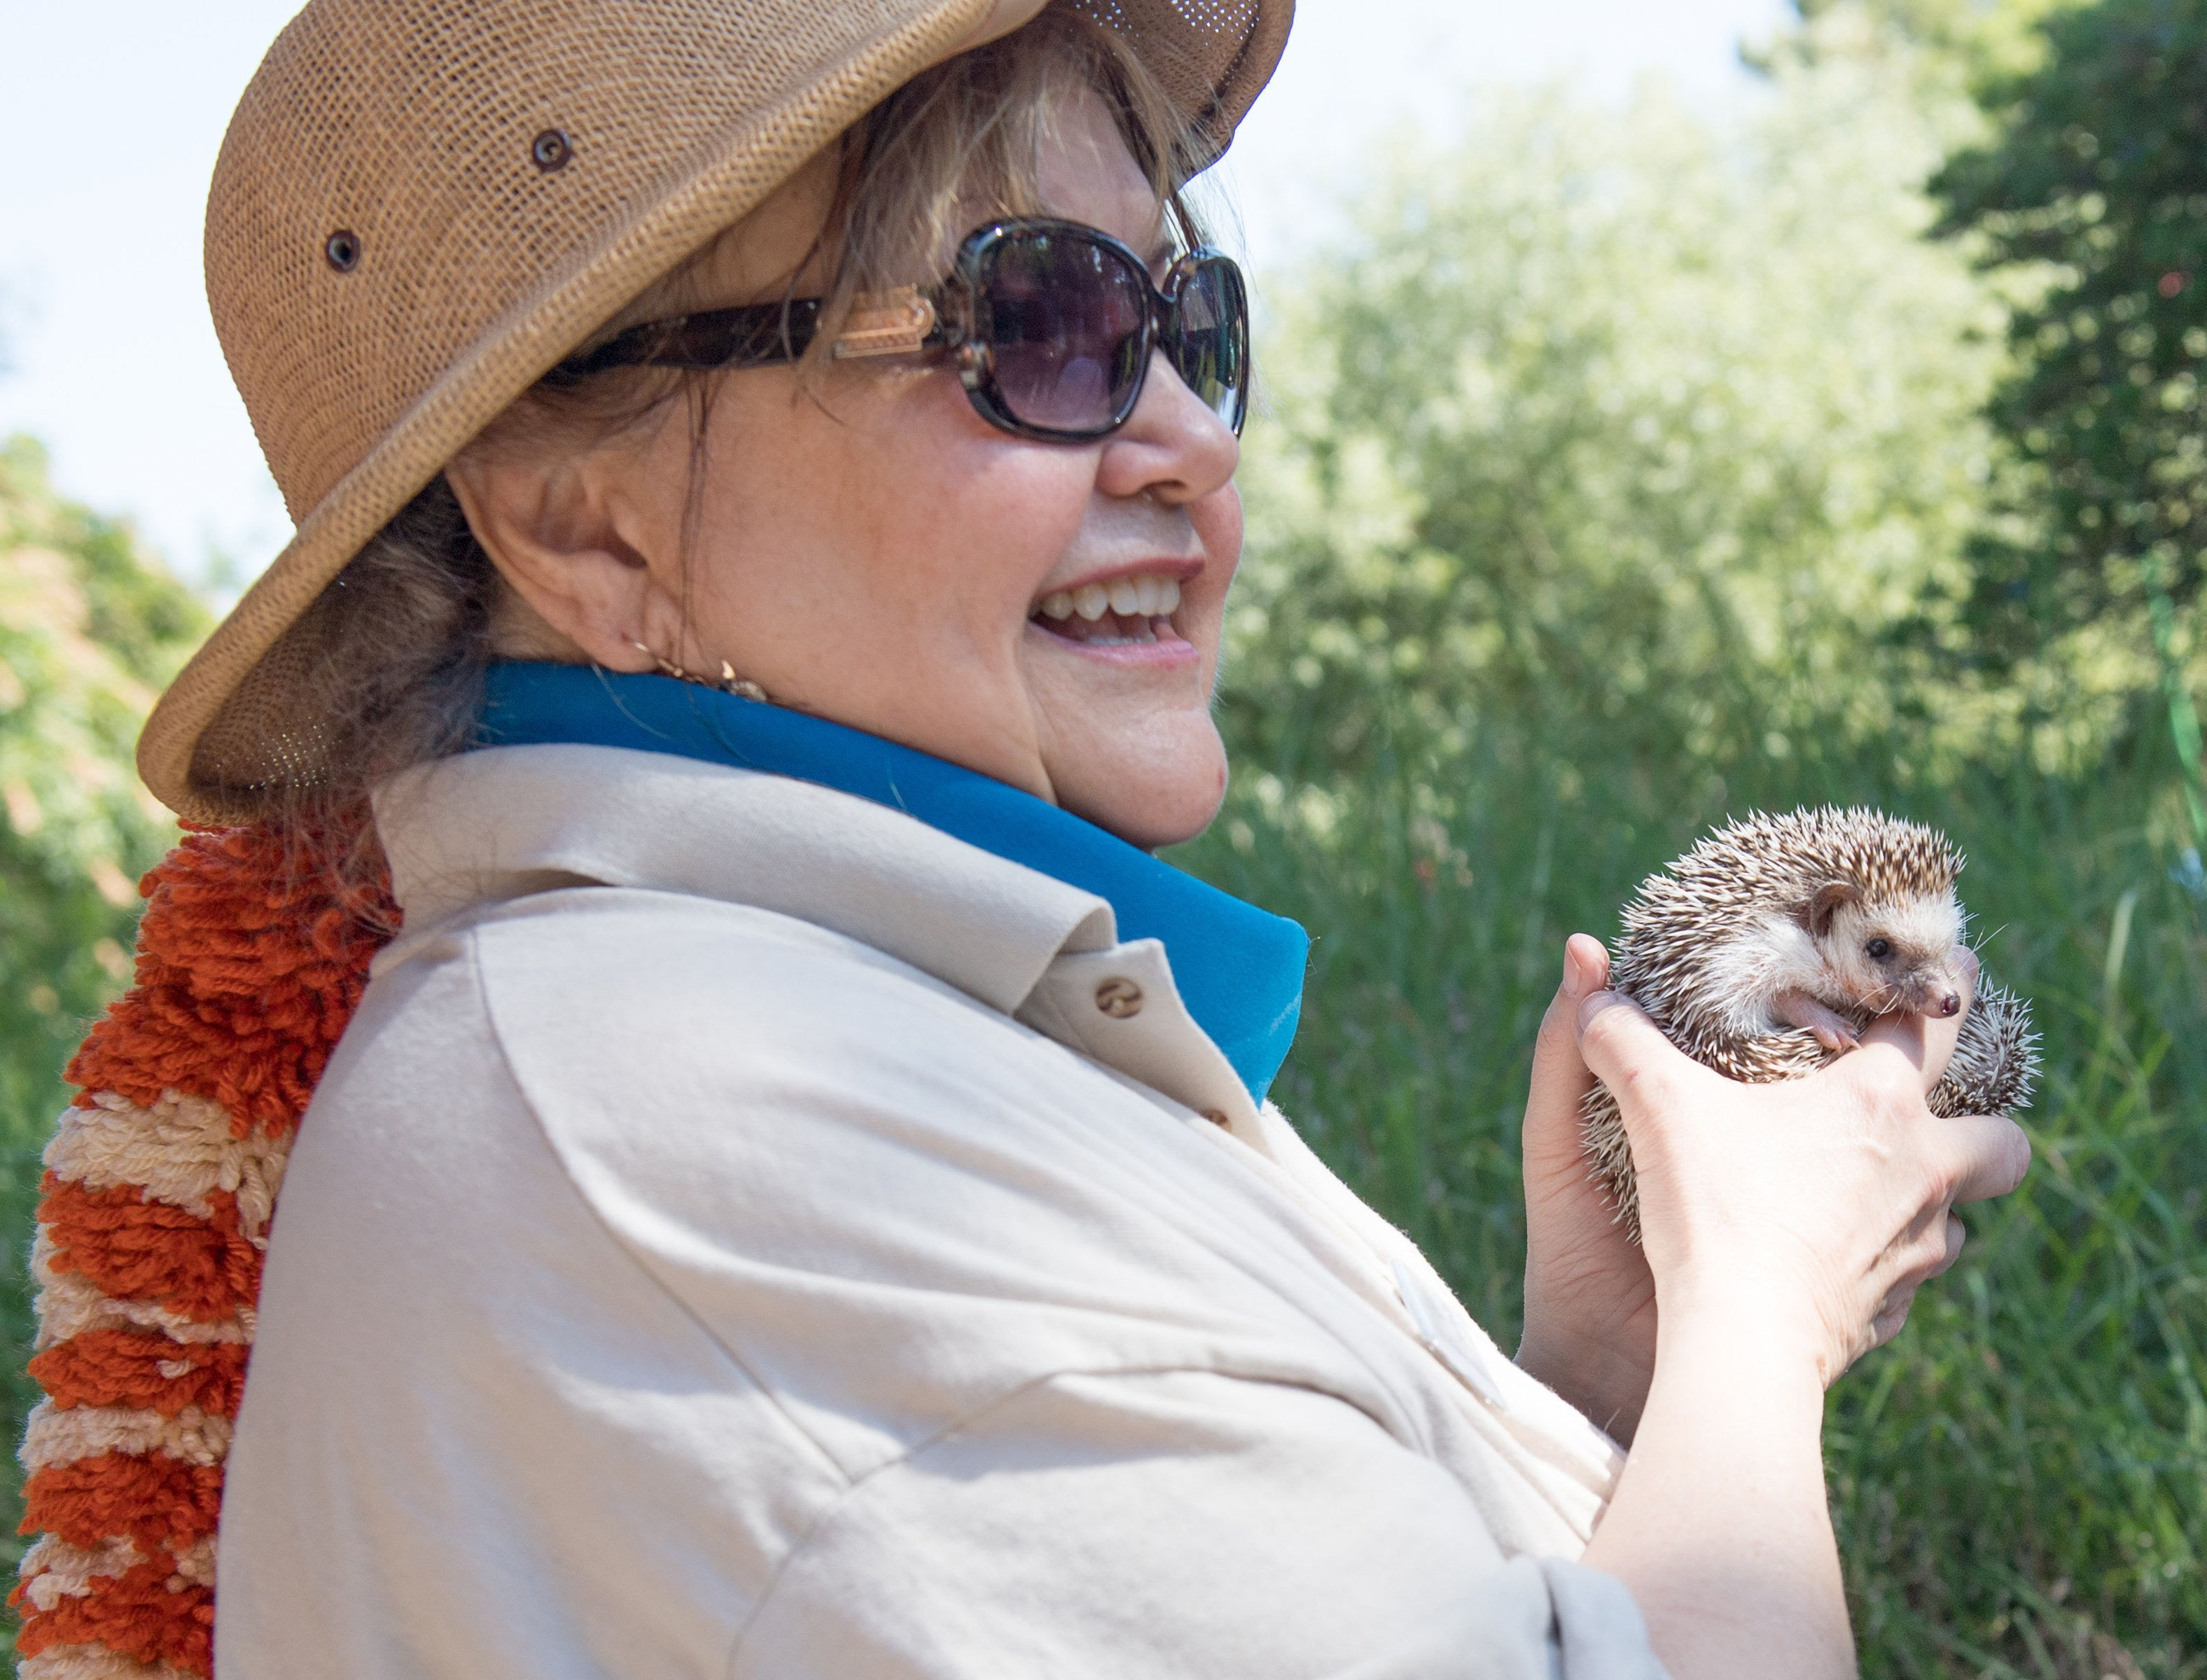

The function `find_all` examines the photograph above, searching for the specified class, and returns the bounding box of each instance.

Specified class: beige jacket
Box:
[216,743,1666,1679]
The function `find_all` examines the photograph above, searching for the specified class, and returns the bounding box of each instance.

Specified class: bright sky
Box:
[0,0,1791,588]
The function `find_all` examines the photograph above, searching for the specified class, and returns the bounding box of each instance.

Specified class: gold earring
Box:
[631,639,771,704]
[630,638,693,682]
[718,661,769,704]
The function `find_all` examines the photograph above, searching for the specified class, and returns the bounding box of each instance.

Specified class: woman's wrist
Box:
[1654,1263,1839,1392]
[1648,1307,1830,1428]
[1587,1303,1851,1680]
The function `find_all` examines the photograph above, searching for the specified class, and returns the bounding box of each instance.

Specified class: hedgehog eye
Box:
[1865,937,1893,960]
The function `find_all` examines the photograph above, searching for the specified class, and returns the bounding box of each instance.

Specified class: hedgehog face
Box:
[1816,888,1968,1018]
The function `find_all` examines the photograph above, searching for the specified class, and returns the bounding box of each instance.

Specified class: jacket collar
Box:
[463,663,1307,1104]
[374,742,1118,1021]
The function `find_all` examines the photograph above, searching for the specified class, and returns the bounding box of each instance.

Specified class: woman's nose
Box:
[1095,348,1239,507]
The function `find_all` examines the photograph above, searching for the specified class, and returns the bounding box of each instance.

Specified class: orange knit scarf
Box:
[13,825,393,1679]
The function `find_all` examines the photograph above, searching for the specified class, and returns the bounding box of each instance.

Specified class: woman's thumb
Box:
[1574,990,1697,1118]
[1524,937,1609,1165]
[1530,937,1607,1094]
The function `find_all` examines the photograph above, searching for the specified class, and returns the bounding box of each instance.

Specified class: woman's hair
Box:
[267,6,1216,898]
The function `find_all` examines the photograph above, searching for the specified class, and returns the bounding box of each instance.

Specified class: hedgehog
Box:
[1581,807,2040,1241]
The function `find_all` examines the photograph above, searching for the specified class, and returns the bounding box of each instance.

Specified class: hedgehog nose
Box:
[1935,990,1962,1018]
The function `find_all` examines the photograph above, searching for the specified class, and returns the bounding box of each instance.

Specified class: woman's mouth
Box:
[1029,573,1189,650]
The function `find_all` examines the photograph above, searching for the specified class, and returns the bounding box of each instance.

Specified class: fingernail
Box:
[1562,938,1594,1000]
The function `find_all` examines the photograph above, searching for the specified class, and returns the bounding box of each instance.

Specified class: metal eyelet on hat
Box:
[323,230,361,272]
[531,129,573,172]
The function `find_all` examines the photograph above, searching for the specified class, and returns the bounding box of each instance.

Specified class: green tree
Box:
[1933,0,2207,837]
[1789,0,2076,80]
[0,435,204,1570]
[1225,20,2017,808]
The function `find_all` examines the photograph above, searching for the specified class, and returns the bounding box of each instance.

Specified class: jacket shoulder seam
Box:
[459,923,855,1495]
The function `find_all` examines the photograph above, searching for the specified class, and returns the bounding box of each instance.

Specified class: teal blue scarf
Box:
[475,663,1308,1105]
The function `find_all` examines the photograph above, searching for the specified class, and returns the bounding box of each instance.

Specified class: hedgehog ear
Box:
[1802,880,1860,938]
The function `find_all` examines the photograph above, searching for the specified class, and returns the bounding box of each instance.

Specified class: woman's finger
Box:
[1933,1113,2033,1204]
[1870,1292,1915,1349]
[1865,1202,1977,1362]
[1573,991,1711,1121]
[1848,1004,1961,1097]
[1527,937,1606,1128]
[1919,995,1963,1090]
[1928,1212,1967,1279]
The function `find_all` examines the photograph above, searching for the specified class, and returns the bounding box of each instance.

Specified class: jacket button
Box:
[1094,977,1144,1018]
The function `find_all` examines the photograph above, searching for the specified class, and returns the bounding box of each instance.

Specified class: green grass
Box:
[1174,713,2207,1679]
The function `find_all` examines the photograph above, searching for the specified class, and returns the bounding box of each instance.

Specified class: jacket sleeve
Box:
[730,1367,1669,1680]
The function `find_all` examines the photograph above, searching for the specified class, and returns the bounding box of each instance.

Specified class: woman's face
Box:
[455,85,1241,851]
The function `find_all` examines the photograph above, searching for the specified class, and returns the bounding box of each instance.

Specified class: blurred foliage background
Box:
[1201,2,2207,1672]
[0,436,207,1592]
[3,0,2204,1673]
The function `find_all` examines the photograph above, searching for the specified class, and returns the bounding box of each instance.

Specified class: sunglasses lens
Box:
[1168,256,1248,434]
[977,230,1148,435]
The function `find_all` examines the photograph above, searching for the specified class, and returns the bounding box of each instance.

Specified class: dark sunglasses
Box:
[550,216,1250,443]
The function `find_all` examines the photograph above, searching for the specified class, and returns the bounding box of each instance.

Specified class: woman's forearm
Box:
[1580,1307,1853,1680]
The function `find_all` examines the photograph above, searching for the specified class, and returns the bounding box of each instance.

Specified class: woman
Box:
[27,0,2030,1674]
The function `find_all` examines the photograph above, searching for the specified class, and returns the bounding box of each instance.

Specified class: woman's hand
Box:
[1555,938,2032,1680]
[1517,935,1659,1441]
[1517,932,2031,1432]
[1575,972,2031,1384]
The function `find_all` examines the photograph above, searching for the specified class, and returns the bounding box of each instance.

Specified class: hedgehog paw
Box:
[1774,989,1862,1053]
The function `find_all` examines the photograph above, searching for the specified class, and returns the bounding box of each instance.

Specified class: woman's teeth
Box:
[1037,575,1181,622]
[1033,574,1185,648]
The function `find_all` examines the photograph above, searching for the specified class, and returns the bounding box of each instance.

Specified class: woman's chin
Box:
[1046,724,1229,852]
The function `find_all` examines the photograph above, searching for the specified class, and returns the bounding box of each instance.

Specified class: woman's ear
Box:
[445,440,676,674]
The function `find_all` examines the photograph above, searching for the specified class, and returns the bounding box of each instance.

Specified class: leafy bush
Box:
[1932,0,2207,854]
[1225,27,2022,794]
[0,436,202,1574]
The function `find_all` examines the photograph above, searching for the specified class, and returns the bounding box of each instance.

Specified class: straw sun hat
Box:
[141,0,1290,823]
